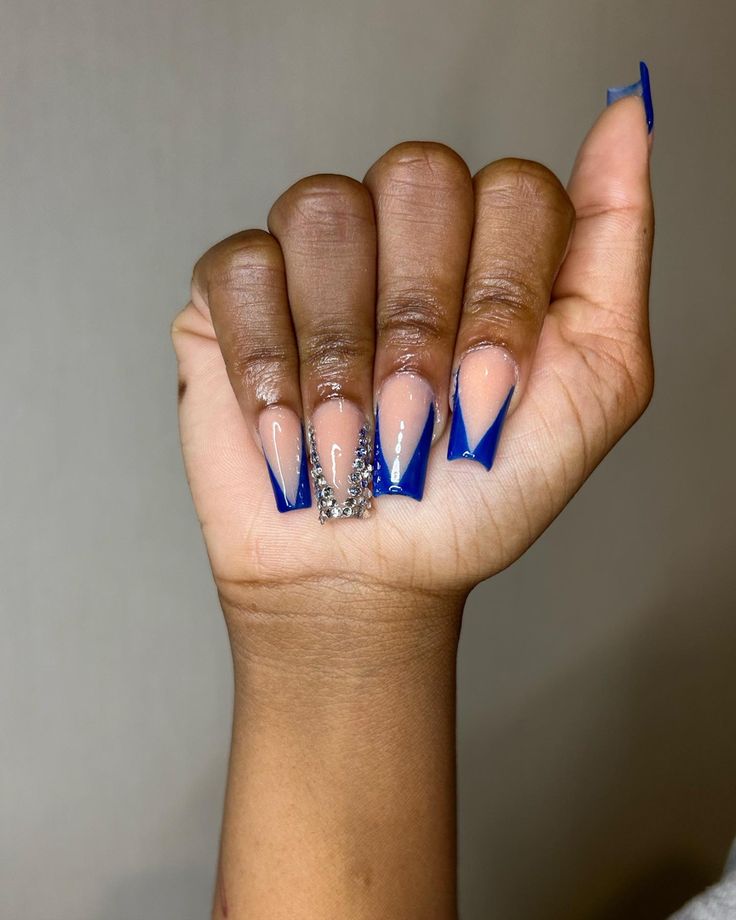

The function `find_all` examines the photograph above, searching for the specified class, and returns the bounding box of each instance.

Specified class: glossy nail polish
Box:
[258,406,312,513]
[447,347,517,470]
[606,60,654,133]
[308,399,372,522]
[373,374,434,501]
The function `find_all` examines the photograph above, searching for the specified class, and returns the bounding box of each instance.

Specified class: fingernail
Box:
[373,373,434,501]
[307,399,372,523]
[447,347,517,470]
[606,60,654,134]
[258,406,312,513]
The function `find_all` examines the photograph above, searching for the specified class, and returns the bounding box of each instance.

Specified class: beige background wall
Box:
[2,2,735,918]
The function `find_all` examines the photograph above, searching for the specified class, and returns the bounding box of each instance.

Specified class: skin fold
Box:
[172,94,654,918]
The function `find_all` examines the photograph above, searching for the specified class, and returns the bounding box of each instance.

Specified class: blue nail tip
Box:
[373,402,434,501]
[606,60,654,133]
[265,434,312,513]
[447,382,514,471]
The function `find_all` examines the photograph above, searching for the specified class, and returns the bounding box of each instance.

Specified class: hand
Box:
[172,78,655,920]
[172,95,653,615]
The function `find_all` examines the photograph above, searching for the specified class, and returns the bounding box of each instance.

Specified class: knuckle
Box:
[193,230,282,300]
[367,140,470,189]
[268,174,372,236]
[378,289,454,345]
[475,157,574,220]
[229,337,295,389]
[464,269,542,332]
[582,205,653,244]
[301,325,372,374]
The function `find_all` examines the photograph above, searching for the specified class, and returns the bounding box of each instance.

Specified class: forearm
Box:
[214,585,464,920]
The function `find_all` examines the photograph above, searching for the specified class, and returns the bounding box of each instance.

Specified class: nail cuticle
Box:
[450,345,519,406]
[375,371,443,433]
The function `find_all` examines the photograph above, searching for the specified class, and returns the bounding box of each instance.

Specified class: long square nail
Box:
[258,406,312,512]
[307,399,372,522]
[373,373,434,501]
[447,347,516,470]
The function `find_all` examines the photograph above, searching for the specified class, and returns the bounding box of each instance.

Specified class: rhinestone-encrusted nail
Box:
[307,423,373,524]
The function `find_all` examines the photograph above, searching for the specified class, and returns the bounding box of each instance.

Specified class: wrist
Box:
[220,579,466,691]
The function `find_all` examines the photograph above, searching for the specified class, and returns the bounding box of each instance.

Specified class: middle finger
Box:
[364,142,474,502]
[268,174,377,522]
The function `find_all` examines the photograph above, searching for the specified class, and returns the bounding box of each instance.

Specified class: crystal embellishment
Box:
[307,423,373,524]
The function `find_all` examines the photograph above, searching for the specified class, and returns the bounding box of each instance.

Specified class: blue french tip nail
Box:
[606,60,654,133]
[447,379,514,471]
[266,434,312,513]
[373,402,434,501]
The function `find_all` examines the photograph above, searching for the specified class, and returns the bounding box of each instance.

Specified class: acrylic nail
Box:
[373,373,434,501]
[447,346,517,470]
[606,60,654,134]
[307,398,372,522]
[258,406,312,513]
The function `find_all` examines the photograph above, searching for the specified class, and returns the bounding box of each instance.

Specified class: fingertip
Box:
[595,94,652,162]
[568,92,653,215]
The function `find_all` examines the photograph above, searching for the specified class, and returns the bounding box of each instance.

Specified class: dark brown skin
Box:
[172,95,654,918]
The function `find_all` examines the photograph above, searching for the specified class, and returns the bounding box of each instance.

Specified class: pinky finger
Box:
[449,159,574,470]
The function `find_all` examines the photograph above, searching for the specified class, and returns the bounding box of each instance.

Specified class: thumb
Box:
[552,62,654,347]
